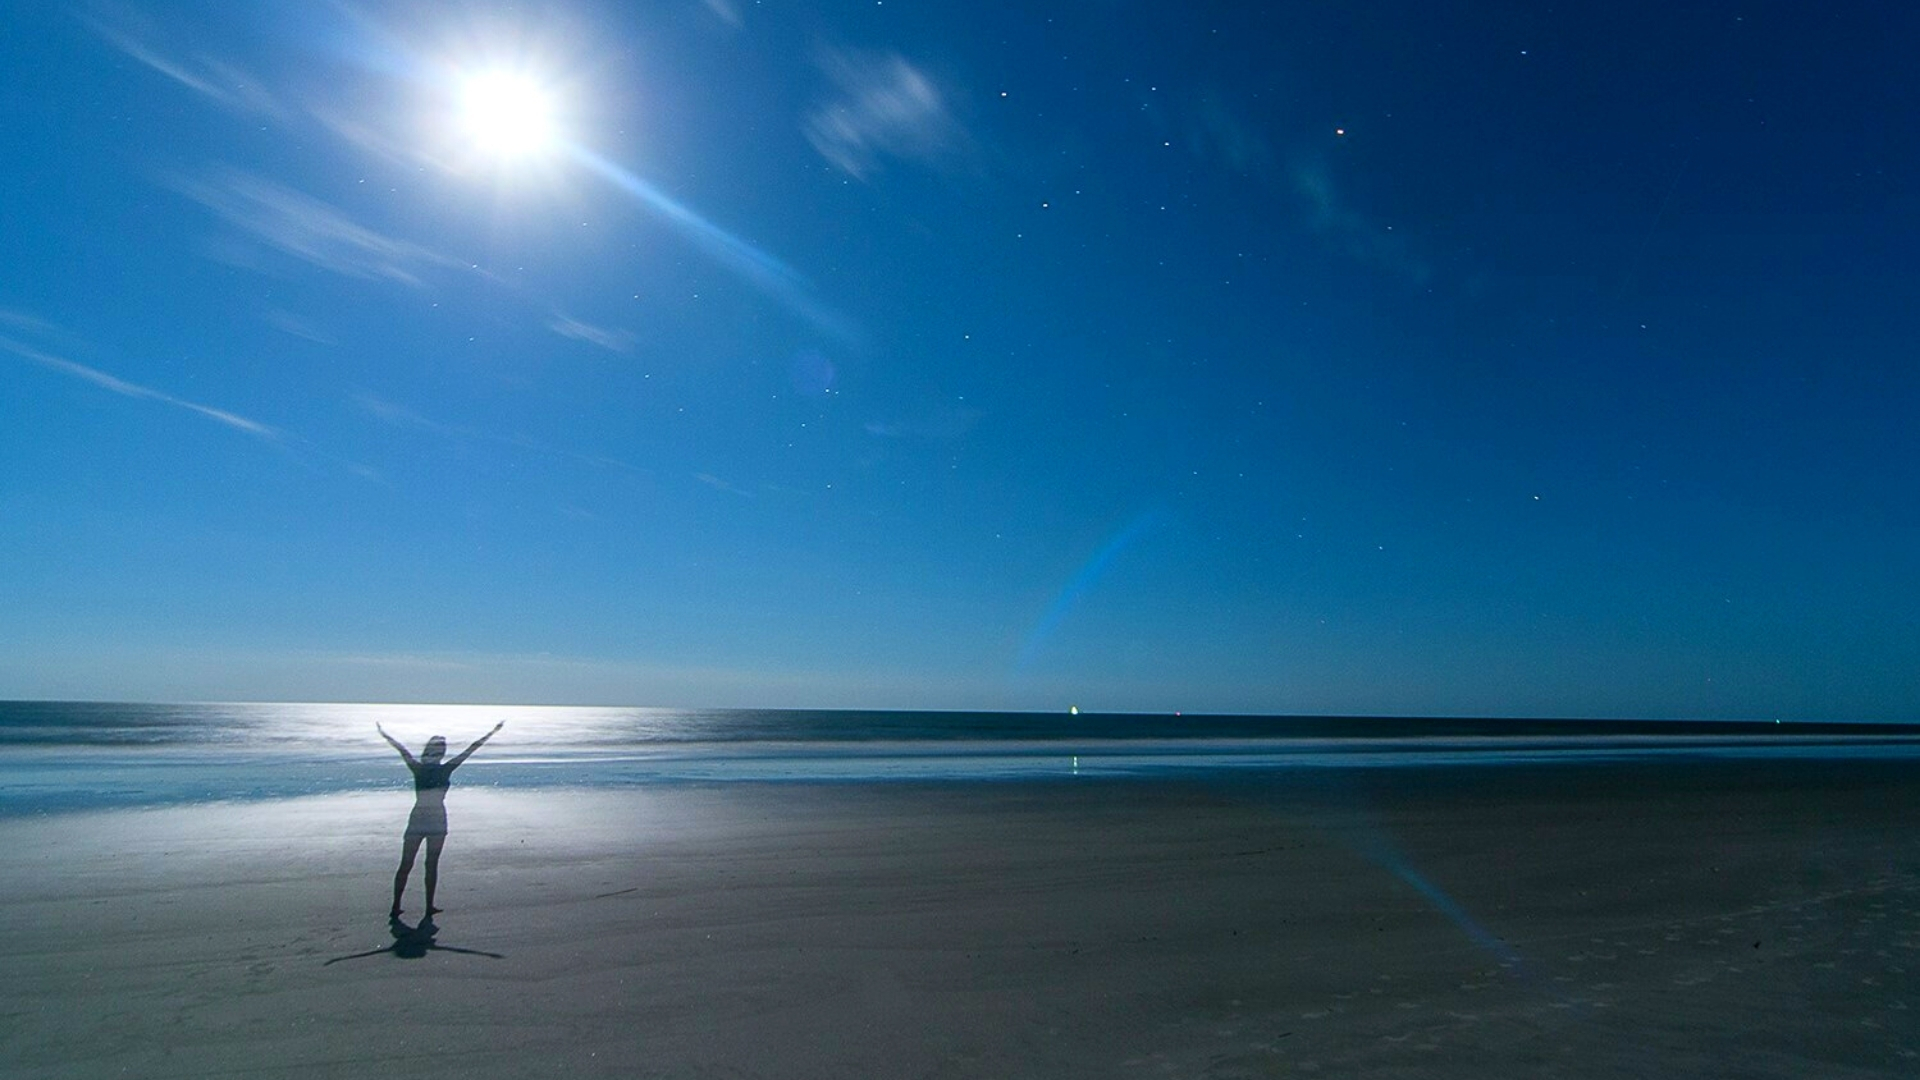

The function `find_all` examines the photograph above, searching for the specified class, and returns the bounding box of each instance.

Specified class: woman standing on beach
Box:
[378,721,504,918]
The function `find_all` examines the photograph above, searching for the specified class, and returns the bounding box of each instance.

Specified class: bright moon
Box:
[459,71,558,158]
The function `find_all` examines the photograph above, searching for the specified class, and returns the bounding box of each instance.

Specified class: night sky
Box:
[2,1,1915,718]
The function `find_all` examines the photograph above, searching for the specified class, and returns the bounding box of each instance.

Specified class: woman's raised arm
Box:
[377,723,418,768]
[449,721,505,768]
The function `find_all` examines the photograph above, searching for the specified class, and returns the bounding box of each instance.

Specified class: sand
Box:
[2,761,1917,1078]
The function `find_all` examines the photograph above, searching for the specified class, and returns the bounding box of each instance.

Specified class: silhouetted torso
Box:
[411,761,455,791]
[406,761,456,837]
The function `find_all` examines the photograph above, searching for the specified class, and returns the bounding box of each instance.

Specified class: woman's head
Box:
[423,736,447,761]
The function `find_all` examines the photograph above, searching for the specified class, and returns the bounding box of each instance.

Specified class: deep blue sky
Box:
[2,1,1914,717]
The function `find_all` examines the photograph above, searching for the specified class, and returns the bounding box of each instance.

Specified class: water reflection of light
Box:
[12,706,1920,818]
[201,702,714,760]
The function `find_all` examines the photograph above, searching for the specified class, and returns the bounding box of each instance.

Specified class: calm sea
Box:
[4,700,1919,816]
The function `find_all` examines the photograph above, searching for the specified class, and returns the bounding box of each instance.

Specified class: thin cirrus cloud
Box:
[354,392,646,476]
[547,313,637,355]
[1155,89,1433,288]
[170,168,471,287]
[0,329,277,440]
[693,472,756,499]
[85,9,409,183]
[261,308,338,346]
[1291,160,1433,288]
[85,13,456,291]
[864,406,982,441]
[700,0,744,29]
[804,47,971,180]
[82,6,285,118]
[1184,93,1277,179]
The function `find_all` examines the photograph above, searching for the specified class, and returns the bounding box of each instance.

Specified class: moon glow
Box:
[458,70,558,158]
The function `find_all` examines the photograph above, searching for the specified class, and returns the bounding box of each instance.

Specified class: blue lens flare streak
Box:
[1017,510,1168,673]
[567,145,859,342]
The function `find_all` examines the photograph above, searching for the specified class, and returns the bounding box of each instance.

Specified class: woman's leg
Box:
[392,835,423,916]
[423,835,446,914]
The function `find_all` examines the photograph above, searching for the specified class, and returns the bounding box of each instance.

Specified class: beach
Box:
[3,761,1917,1078]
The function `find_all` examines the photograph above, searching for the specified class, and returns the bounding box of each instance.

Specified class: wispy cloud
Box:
[0,309,66,339]
[864,406,982,441]
[1185,93,1276,178]
[0,310,111,363]
[700,0,744,28]
[694,472,756,499]
[354,393,468,439]
[804,47,970,180]
[355,392,646,474]
[547,312,636,354]
[83,6,285,118]
[1292,160,1432,287]
[171,168,469,286]
[261,308,338,345]
[1152,90,1434,288]
[1,334,277,439]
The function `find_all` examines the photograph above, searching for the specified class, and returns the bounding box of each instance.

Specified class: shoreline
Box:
[7,734,1920,820]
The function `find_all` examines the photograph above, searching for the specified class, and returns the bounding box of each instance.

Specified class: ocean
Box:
[5,700,1920,817]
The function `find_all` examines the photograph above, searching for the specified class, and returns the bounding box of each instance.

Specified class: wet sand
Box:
[3,761,1917,1077]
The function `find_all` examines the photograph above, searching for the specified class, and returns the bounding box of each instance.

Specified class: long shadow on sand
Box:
[325,916,505,965]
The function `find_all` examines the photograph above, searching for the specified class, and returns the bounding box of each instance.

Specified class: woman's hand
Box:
[378,724,415,765]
